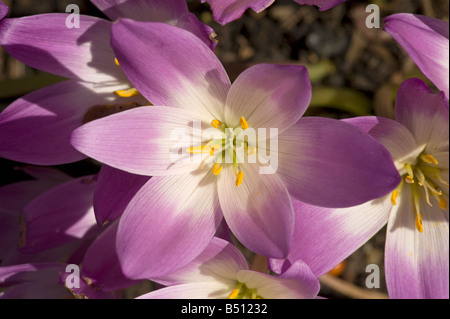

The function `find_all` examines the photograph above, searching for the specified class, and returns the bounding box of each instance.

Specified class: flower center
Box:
[391,152,448,233]
[187,117,257,187]
[228,282,262,299]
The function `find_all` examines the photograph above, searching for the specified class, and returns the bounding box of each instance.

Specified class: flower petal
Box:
[269,197,391,277]
[0,14,124,82]
[224,64,311,133]
[201,0,275,25]
[0,1,8,20]
[395,78,449,155]
[343,116,420,169]
[384,14,449,99]
[218,164,294,259]
[117,172,222,279]
[237,260,319,299]
[111,19,230,121]
[152,237,246,287]
[93,165,150,226]
[0,80,135,165]
[91,0,216,49]
[71,106,205,176]
[293,0,347,11]
[137,282,232,299]
[80,222,140,292]
[276,117,401,207]
[91,0,188,21]
[20,176,100,253]
[385,184,449,299]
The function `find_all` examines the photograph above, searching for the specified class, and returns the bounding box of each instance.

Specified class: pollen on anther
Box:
[438,197,447,210]
[236,171,244,187]
[391,190,399,206]
[211,119,223,129]
[114,88,139,98]
[240,117,249,130]
[114,58,120,66]
[228,289,239,299]
[212,163,222,176]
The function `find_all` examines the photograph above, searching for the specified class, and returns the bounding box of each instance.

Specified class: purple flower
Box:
[201,0,346,25]
[138,237,320,299]
[0,0,216,165]
[384,13,449,99]
[71,20,400,279]
[270,78,449,299]
[0,1,8,21]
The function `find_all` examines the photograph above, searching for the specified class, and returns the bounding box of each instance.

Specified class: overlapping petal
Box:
[269,197,391,277]
[218,164,294,259]
[0,14,124,82]
[395,78,449,155]
[91,0,216,49]
[117,172,223,279]
[0,80,132,165]
[201,0,275,26]
[71,106,206,176]
[152,237,247,287]
[93,165,150,226]
[224,64,311,133]
[384,14,449,99]
[20,176,100,253]
[110,19,230,121]
[276,117,401,207]
[293,0,346,11]
[80,222,140,292]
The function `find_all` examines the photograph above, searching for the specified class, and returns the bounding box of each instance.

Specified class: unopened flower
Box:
[71,20,400,279]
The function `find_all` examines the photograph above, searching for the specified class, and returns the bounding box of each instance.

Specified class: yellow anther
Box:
[421,154,439,165]
[228,289,239,299]
[235,171,244,187]
[211,119,223,129]
[114,88,139,98]
[212,163,222,176]
[114,58,120,66]
[438,197,447,210]
[187,145,211,154]
[391,190,399,206]
[240,117,249,130]
[415,213,424,233]
[405,175,415,184]
[405,164,414,180]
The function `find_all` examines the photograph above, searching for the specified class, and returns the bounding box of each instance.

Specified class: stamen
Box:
[420,154,439,165]
[228,289,239,299]
[114,88,139,98]
[246,146,257,156]
[405,164,414,180]
[114,58,120,66]
[240,117,249,130]
[212,163,222,176]
[405,175,415,184]
[235,171,244,187]
[438,196,447,210]
[187,145,211,154]
[411,184,423,233]
[211,119,223,129]
[391,190,399,206]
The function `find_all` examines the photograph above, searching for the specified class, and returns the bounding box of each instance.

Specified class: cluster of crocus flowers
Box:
[0,0,448,300]
[71,18,400,279]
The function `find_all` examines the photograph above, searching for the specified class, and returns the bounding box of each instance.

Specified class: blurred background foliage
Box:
[0,0,448,299]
